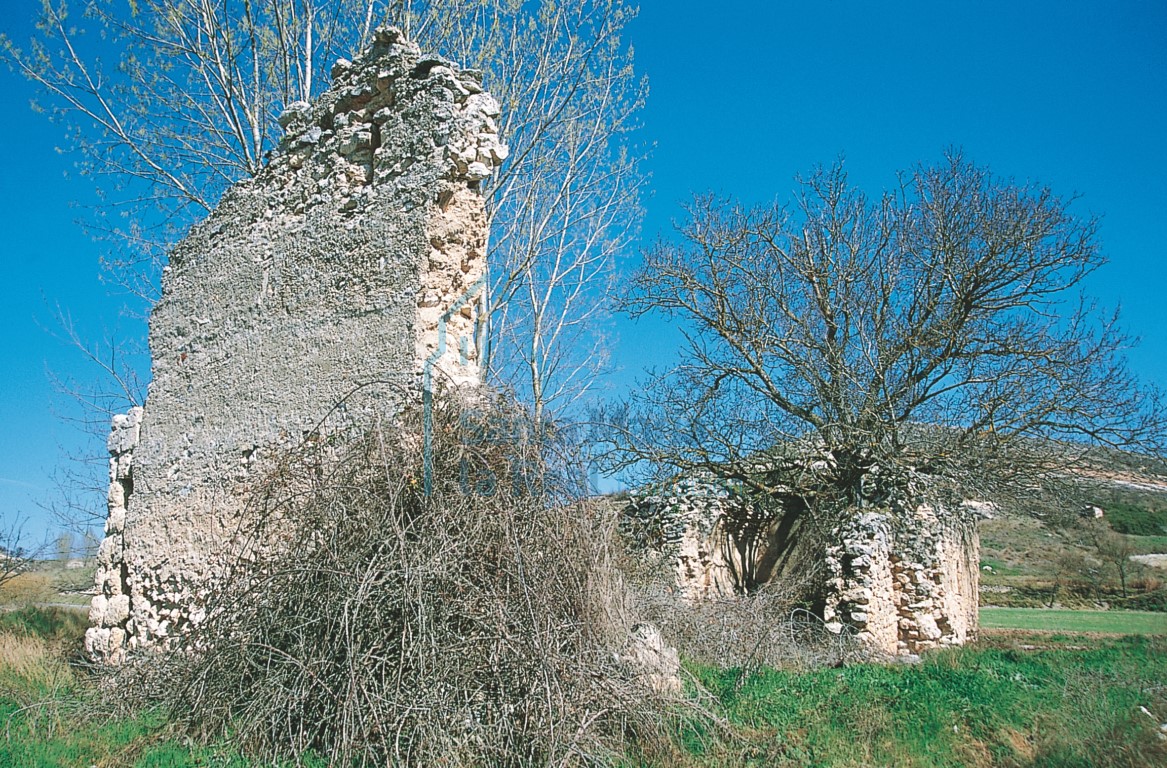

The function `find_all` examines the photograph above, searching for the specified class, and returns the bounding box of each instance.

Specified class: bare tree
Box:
[55,530,74,563]
[2,0,388,300]
[392,1,645,423]
[2,0,645,425]
[43,305,149,425]
[470,2,644,425]
[36,306,149,533]
[1088,520,1138,599]
[1,517,43,592]
[610,154,1164,522]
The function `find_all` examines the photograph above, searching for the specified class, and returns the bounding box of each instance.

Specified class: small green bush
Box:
[1105,503,1167,536]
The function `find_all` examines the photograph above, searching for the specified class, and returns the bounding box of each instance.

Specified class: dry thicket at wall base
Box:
[119,397,687,767]
[623,555,860,672]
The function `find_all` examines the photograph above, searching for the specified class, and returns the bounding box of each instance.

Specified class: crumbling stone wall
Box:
[822,506,979,656]
[87,407,142,663]
[621,477,741,601]
[621,477,820,603]
[621,484,979,657]
[86,27,506,661]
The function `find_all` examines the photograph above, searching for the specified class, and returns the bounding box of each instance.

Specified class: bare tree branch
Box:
[2,1,646,427]
[609,154,1166,519]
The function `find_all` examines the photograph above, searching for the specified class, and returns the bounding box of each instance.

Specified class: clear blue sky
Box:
[2,1,1165,540]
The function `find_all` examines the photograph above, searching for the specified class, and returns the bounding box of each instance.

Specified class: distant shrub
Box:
[53,566,97,595]
[1105,503,1167,536]
[1130,575,1164,593]
[1115,588,1167,612]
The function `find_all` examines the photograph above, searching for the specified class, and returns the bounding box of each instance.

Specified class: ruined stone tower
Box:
[621,479,980,658]
[86,28,506,661]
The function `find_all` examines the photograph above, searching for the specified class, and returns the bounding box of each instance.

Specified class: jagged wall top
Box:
[176,25,507,235]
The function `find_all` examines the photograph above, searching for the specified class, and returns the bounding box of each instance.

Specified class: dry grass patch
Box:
[0,572,56,605]
[0,633,72,693]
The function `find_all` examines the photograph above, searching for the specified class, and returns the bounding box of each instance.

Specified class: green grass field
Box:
[4,606,1167,767]
[980,607,1167,634]
[684,634,1167,767]
[1133,534,1167,553]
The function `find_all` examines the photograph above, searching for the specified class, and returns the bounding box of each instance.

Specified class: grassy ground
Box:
[4,606,1167,767]
[1133,534,1167,552]
[681,634,1167,767]
[0,606,280,768]
[981,607,1167,634]
[0,561,96,609]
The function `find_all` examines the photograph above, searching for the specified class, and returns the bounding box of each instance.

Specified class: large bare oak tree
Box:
[613,155,1164,519]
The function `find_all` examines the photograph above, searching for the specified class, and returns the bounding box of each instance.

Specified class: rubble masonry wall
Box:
[623,487,979,657]
[86,27,505,661]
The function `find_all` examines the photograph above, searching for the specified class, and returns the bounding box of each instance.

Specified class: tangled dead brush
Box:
[636,584,861,674]
[618,544,858,672]
[134,394,685,766]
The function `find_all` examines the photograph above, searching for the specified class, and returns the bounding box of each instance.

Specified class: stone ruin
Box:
[83,25,978,665]
[621,478,980,657]
[86,28,506,662]
[822,506,979,655]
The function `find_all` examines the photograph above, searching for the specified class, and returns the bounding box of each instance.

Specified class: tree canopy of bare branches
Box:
[2,0,382,299]
[613,154,1164,517]
[2,1,644,424]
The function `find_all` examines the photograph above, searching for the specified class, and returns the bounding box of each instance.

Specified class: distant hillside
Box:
[979,458,1167,612]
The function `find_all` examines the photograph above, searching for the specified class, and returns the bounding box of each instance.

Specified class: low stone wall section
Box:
[822,505,979,656]
[621,482,979,658]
